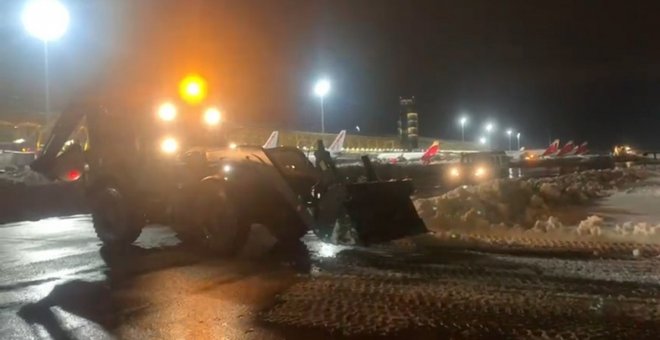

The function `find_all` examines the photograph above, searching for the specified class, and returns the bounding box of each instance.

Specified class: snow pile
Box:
[415,168,649,232]
[614,222,660,237]
[522,214,660,241]
[0,167,51,186]
[531,216,564,233]
[576,215,604,236]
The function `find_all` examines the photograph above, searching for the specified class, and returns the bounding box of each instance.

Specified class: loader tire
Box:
[196,183,250,256]
[260,201,309,246]
[89,185,143,247]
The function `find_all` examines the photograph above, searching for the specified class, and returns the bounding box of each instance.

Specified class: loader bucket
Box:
[343,179,427,245]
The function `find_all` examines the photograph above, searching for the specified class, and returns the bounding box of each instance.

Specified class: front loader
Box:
[31,99,427,253]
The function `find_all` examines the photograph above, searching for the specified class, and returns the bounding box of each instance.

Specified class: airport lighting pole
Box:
[479,136,487,147]
[459,116,467,142]
[22,0,70,116]
[314,79,331,133]
[484,122,495,149]
[485,122,494,134]
[506,129,513,151]
[516,132,521,150]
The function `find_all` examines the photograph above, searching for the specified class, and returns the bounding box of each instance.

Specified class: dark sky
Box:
[2,0,660,149]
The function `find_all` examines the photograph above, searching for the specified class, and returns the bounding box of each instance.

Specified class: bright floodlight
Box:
[485,123,494,132]
[479,136,487,145]
[314,79,330,98]
[22,0,70,41]
[203,107,222,126]
[506,129,512,136]
[460,116,467,125]
[517,132,521,138]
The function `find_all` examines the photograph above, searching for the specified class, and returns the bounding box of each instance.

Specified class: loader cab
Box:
[264,146,321,201]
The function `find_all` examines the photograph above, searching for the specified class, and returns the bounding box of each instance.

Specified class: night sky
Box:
[1,0,660,149]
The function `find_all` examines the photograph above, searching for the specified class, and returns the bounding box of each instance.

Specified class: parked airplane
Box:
[553,141,590,157]
[327,130,346,154]
[306,130,347,163]
[507,139,560,160]
[571,142,589,156]
[508,140,590,161]
[263,131,279,149]
[556,140,576,157]
[375,141,440,165]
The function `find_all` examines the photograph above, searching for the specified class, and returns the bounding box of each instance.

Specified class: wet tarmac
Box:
[1,215,660,339]
[0,215,303,340]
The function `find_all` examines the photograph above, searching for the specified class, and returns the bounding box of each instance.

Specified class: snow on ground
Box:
[414,167,660,244]
[0,167,51,186]
[594,178,660,223]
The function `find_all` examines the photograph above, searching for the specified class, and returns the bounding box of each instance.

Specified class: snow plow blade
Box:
[310,140,427,244]
[343,179,427,245]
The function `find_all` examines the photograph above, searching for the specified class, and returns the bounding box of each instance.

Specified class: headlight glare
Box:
[160,137,178,154]
[203,107,222,126]
[157,102,177,121]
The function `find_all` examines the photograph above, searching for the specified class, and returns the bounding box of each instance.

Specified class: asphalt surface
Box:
[2,215,660,339]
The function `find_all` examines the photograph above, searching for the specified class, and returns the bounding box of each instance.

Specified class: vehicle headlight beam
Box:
[157,102,177,122]
[203,107,222,126]
[160,137,179,154]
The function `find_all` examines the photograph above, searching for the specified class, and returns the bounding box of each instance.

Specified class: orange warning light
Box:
[178,74,207,104]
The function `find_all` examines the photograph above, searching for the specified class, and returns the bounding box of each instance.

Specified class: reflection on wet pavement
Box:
[2,215,660,339]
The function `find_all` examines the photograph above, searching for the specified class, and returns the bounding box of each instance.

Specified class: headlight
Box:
[203,107,222,126]
[160,137,178,154]
[475,167,486,177]
[157,102,177,121]
[450,167,460,177]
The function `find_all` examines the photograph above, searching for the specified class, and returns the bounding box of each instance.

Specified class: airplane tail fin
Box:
[576,141,589,155]
[557,140,575,156]
[542,139,560,156]
[328,130,346,153]
[421,141,440,165]
[263,131,279,149]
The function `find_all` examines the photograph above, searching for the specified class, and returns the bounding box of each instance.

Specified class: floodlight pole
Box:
[43,41,50,116]
[320,95,325,134]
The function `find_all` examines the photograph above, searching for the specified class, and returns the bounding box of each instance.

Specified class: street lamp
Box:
[516,132,521,150]
[485,122,494,133]
[459,116,468,142]
[22,0,70,116]
[506,129,513,151]
[313,79,331,133]
[479,136,487,145]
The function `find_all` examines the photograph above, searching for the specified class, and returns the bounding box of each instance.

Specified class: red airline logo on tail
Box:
[541,139,560,157]
[557,140,576,157]
[575,142,588,155]
[421,141,440,165]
